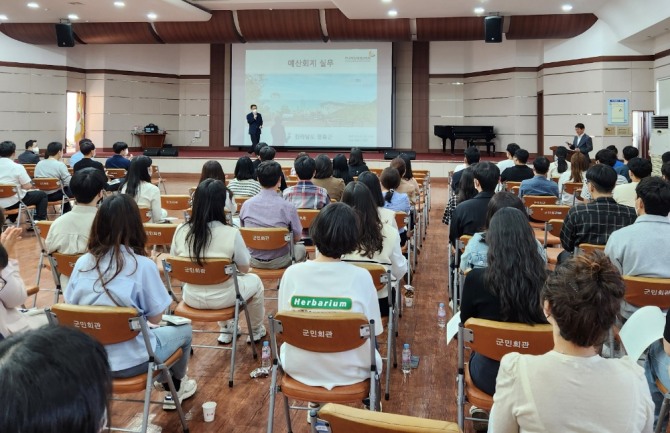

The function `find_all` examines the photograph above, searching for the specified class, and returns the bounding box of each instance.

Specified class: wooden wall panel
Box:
[237,9,324,42]
[154,11,241,43]
[412,41,429,152]
[416,17,483,41]
[325,9,410,41]
[506,14,598,39]
[0,23,58,45]
[73,23,162,44]
[209,44,225,150]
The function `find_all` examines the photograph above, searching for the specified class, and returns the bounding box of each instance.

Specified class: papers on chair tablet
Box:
[161,315,191,326]
[446,311,461,346]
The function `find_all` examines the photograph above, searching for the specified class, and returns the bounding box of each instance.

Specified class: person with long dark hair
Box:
[348,148,369,178]
[121,155,164,223]
[461,207,547,425]
[548,146,570,179]
[342,182,407,316]
[358,171,398,229]
[390,157,420,205]
[198,160,235,213]
[227,156,261,198]
[312,154,345,201]
[490,252,653,433]
[557,151,590,205]
[442,166,477,226]
[332,153,354,184]
[171,179,266,343]
[66,194,197,409]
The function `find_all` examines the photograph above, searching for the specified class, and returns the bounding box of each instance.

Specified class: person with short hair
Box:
[489,252,654,433]
[348,148,369,178]
[278,202,383,390]
[46,168,108,287]
[34,141,73,213]
[68,138,89,168]
[567,122,593,159]
[558,164,637,263]
[105,141,131,170]
[616,145,640,181]
[312,154,345,201]
[547,146,570,179]
[258,145,287,191]
[252,142,269,175]
[171,179,266,344]
[72,140,105,174]
[0,140,48,222]
[663,162,670,182]
[449,162,500,245]
[16,139,40,164]
[198,160,236,214]
[240,161,306,269]
[581,148,629,202]
[496,143,520,175]
[283,155,330,209]
[66,194,197,409]
[518,157,559,198]
[333,153,354,185]
[607,145,625,168]
[227,156,261,198]
[500,149,534,183]
[663,151,670,164]
[451,146,480,192]
[121,156,164,223]
[0,326,112,433]
[247,104,263,154]
[613,157,653,207]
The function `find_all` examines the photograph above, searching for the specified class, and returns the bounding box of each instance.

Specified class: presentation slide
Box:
[231,42,393,149]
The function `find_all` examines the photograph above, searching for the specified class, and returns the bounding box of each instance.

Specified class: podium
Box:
[137,132,167,149]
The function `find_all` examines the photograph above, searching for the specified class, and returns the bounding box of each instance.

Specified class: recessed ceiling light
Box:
[0,15,8,21]
[474,7,485,14]
[562,4,573,12]
[68,14,79,20]
[27,2,39,8]
[387,9,398,17]
[381,0,392,3]
[147,12,157,20]
[114,1,125,7]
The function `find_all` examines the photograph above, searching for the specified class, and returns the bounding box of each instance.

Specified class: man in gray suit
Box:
[567,122,593,160]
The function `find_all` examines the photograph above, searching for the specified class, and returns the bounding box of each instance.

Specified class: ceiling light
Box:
[68,14,79,20]
[114,1,125,7]
[474,7,485,14]
[147,12,157,20]
[561,4,573,12]
[0,15,7,21]
[27,2,39,8]
[381,0,392,3]
[387,9,398,17]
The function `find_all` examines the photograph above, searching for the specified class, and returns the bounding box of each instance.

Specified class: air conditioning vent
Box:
[652,116,668,129]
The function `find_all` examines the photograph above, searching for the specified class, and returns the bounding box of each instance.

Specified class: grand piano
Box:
[434,125,496,155]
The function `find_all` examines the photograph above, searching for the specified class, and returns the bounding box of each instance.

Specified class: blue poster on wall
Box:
[607,98,629,125]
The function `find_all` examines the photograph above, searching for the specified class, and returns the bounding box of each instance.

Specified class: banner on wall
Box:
[607,98,629,125]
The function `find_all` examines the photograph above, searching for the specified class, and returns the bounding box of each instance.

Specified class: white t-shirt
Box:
[121,181,163,223]
[0,158,30,207]
[278,260,383,390]
[547,160,571,179]
[613,181,638,208]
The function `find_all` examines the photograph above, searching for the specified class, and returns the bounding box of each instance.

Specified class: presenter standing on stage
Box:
[567,123,593,160]
[247,104,263,154]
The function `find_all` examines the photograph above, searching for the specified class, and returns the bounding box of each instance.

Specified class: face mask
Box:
[32,146,39,154]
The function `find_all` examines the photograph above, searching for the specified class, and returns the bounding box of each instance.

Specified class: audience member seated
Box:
[616,145,639,182]
[547,146,570,179]
[283,155,330,209]
[490,252,653,433]
[171,179,266,343]
[67,138,88,167]
[606,176,670,318]
[380,167,411,245]
[46,168,107,287]
[558,164,637,263]
[65,194,197,408]
[16,139,40,164]
[613,157,652,208]
[557,151,590,205]
[312,154,345,201]
[518,157,559,198]
[240,161,306,269]
[34,141,73,214]
[357,171,397,229]
[252,142,268,175]
[278,202,383,391]
[121,156,165,223]
[663,162,670,182]
[460,192,547,272]
[72,140,104,174]
[348,147,369,178]
[333,153,354,185]
[198,160,236,214]
[342,182,407,316]
[645,301,670,431]
[0,140,47,222]
[288,152,308,177]
[449,162,499,245]
[0,326,112,433]
[443,167,476,226]
[496,143,520,175]
[581,149,629,202]
[393,155,422,205]
[607,145,625,168]
[105,141,132,170]
[0,211,48,337]
[227,156,261,198]
[259,145,287,191]
[460,207,547,412]
[451,146,480,193]
[500,149,534,183]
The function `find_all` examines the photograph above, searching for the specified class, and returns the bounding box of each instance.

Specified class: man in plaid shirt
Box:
[283,155,330,210]
[558,164,637,263]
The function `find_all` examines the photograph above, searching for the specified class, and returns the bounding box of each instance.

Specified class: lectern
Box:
[137,132,167,149]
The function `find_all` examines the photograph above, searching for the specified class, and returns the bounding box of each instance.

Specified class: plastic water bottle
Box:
[401,343,411,374]
[261,341,271,369]
[437,302,447,328]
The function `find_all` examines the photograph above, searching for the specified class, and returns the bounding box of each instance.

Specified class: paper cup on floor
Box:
[405,296,413,308]
[202,401,217,422]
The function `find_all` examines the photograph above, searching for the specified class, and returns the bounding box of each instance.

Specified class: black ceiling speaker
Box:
[55,23,75,47]
[484,16,503,43]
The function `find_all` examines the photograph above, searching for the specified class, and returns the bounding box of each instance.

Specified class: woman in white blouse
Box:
[121,156,165,222]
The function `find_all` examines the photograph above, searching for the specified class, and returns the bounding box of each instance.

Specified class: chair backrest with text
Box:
[297,209,320,230]
[239,227,291,252]
[528,204,570,223]
[48,303,140,346]
[623,276,670,310]
[52,252,83,278]
[144,223,177,248]
[160,195,191,211]
[163,256,234,286]
[463,318,553,361]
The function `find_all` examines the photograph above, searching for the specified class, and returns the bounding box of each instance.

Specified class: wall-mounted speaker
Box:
[484,16,503,43]
[55,23,75,47]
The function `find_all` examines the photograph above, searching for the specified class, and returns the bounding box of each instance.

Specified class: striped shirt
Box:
[227,178,261,198]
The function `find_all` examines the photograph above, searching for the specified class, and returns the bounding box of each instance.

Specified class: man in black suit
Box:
[246,104,263,154]
[567,122,593,159]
